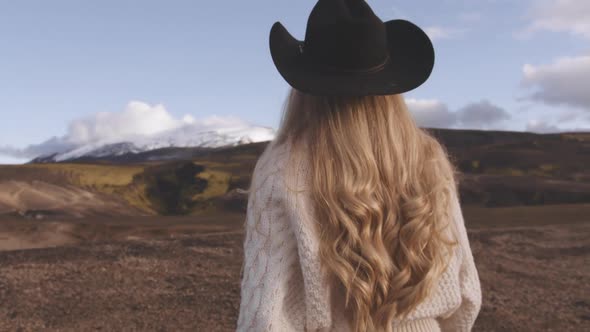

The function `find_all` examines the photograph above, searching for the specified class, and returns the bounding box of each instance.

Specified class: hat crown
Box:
[303,0,389,72]
[268,0,435,96]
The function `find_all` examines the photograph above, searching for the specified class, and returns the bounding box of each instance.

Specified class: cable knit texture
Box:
[236,139,482,332]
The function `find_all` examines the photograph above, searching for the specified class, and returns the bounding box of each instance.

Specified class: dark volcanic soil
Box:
[0,206,589,332]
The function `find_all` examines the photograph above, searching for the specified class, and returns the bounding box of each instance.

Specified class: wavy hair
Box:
[273,89,462,332]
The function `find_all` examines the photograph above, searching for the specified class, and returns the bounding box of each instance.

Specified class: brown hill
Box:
[427,129,590,206]
[0,128,588,217]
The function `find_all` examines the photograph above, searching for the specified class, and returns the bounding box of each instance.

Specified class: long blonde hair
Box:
[273,89,461,332]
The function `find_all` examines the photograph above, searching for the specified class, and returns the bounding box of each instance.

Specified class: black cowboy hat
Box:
[269,0,435,96]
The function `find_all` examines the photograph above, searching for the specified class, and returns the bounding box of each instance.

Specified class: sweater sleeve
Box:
[282,162,334,332]
[438,186,483,332]
[236,169,295,332]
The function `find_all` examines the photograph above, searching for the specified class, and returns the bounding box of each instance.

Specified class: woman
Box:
[236,1,482,331]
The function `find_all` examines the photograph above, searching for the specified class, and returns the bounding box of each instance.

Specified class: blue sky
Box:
[1,0,589,164]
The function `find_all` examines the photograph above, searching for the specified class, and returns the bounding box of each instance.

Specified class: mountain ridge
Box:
[29,124,276,163]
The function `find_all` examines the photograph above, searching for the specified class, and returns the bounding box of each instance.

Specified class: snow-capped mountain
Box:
[31,124,276,163]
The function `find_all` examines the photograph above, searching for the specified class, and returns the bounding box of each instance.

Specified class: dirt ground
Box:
[0,205,589,332]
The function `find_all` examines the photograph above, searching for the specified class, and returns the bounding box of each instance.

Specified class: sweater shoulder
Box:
[250,140,296,190]
[255,140,290,174]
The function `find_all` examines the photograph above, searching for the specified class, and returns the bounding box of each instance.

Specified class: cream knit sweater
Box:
[236,139,482,332]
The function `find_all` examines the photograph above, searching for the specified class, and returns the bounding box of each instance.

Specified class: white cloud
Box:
[525,119,590,133]
[0,155,27,165]
[0,136,75,160]
[523,0,590,39]
[406,98,510,130]
[64,101,193,145]
[521,55,590,111]
[518,1,590,116]
[557,109,586,122]
[525,120,561,133]
[457,100,511,128]
[0,101,251,160]
[424,26,463,41]
[406,98,457,128]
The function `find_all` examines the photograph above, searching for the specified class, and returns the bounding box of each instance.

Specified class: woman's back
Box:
[236,137,481,332]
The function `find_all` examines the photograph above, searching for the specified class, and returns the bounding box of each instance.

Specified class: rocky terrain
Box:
[0,205,588,331]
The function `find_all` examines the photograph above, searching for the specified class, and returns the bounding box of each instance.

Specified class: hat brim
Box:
[269,19,435,96]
